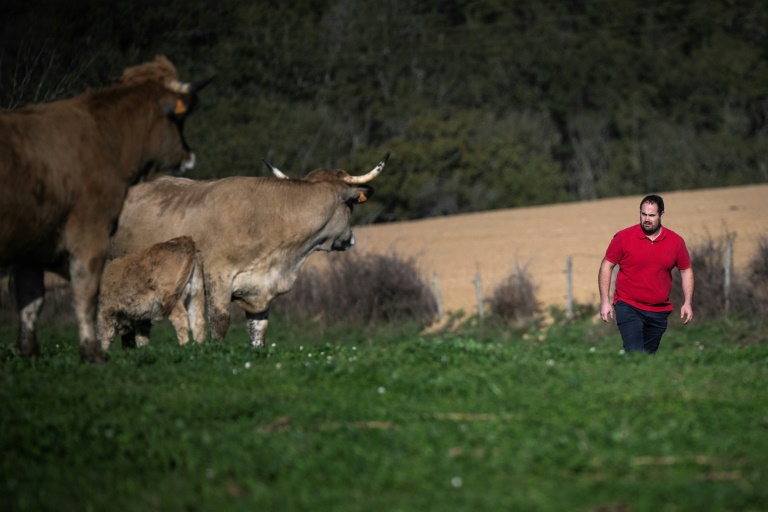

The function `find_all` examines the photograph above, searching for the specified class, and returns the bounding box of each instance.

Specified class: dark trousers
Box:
[614,300,671,354]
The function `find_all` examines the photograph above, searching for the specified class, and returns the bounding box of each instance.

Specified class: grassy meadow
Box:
[1,315,766,511]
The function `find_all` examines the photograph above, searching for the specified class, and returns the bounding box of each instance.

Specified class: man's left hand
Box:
[680,304,693,325]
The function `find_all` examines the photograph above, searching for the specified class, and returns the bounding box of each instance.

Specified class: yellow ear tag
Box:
[174,99,187,115]
[358,191,368,203]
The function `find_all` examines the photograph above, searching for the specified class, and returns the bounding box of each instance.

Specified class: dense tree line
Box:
[2,0,766,222]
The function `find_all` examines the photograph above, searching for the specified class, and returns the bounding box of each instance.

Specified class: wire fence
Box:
[432,238,743,322]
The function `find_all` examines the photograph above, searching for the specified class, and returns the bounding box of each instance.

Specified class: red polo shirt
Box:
[604,224,691,312]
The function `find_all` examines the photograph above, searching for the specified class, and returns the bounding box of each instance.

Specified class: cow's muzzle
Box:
[332,232,355,251]
[180,152,196,173]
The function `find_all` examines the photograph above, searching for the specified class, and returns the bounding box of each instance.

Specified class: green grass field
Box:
[1,316,766,511]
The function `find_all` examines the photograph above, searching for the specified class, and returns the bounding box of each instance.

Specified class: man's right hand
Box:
[600,302,614,323]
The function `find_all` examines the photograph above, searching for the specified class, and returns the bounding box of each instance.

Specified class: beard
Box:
[641,221,660,235]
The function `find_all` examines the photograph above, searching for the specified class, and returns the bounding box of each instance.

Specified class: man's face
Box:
[640,202,663,235]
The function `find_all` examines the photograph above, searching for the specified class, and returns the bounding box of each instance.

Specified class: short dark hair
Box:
[640,194,664,213]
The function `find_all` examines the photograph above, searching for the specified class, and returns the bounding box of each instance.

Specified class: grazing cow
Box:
[98,236,206,350]
[110,153,389,348]
[0,56,211,363]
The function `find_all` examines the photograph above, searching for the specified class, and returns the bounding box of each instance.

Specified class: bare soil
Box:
[343,183,768,316]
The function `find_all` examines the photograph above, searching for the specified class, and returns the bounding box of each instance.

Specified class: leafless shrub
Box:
[272,251,437,327]
[740,236,768,317]
[0,40,95,109]
[671,233,766,319]
[269,266,323,324]
[485,264,540,326]
[671,234,729,318]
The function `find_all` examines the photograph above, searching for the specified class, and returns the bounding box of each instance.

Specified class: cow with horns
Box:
[110,153,389,348]
[0,55,211,363]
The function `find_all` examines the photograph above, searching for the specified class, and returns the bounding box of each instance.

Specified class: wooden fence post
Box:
[724,237,733,316]
[565,255,573,319]
[474,270,484,321]
[433,272,443,321]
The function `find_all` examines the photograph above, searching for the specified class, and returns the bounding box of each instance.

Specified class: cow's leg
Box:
[186,259,206,344]
[205,278,231,341]
[168,302,190,346]
[135,320,152,347]
[121,329,137,349]
[68,251,106,364]
[13,265,44,357]
[97,306,116,351]
[245,310,269,348]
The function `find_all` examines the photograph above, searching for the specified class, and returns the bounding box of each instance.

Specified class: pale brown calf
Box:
[98,237,206,350]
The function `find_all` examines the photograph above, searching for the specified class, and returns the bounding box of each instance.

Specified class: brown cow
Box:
[98,236,206,350]
[0,56,210,363]
[110,153,388,348]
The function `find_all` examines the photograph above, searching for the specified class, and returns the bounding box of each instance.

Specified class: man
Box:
[598,194,694,354]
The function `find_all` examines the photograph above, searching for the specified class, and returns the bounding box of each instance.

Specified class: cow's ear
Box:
[162,96,191,118]
[342,186,374,204]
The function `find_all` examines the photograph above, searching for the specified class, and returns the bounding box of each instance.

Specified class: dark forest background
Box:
[2,0,766,223]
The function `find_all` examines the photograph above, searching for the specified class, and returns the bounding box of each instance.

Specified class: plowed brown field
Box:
[342,183,768,316]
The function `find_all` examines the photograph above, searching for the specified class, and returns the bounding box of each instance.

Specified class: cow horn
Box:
[166,80,191,94]
[343,152,390,185]
[263,158,290,179]
[166,76,214,94]
[188,75,215,93]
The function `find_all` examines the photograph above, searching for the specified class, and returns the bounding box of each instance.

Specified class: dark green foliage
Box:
[2,0,766,222]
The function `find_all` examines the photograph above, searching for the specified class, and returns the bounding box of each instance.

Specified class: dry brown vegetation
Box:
[272,251,437,328]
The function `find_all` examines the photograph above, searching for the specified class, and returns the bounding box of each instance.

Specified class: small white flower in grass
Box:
[232,369,238,375]
[589,347,596,353]
[327,355,333,361]
[451,476,463,488]
[275,363,282,370]
[377,386,386,394]
[352,346,357,351]
[299,346,304,351]
[244,362,251,369]
[308,353,313,358]
[618,349,625,355]
[546,359,555,366]
[271,343,276,348]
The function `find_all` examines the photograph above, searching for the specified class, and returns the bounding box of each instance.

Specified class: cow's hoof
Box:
[80,344,106,365]
[16,343,40,358]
